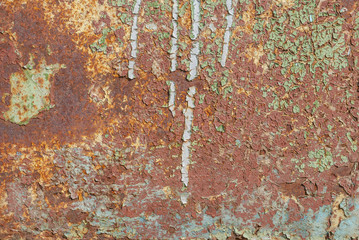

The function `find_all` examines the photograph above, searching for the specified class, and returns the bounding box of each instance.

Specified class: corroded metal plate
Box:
[0,0,358,239]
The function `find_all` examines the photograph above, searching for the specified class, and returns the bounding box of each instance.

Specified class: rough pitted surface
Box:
[0,0,358,239]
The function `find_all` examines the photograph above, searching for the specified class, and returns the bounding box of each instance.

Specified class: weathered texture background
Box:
[0,0,358,239]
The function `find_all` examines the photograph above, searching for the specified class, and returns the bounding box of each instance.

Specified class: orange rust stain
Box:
[204,105,214,117]
[0,2,111,148]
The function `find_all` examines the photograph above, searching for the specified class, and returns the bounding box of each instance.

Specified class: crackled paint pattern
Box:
[0,0,359,239]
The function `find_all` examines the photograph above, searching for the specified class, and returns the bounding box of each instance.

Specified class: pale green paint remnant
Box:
[216,125,225,133]
[291,158,305,173]
[341,155,348,163]
[308,148,333,172]
[347,132,358,152]
[198,94,205,104]
[293,105,300,113]
[3,57,65,125]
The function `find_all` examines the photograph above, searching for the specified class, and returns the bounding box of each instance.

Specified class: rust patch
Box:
[1,0,359,239]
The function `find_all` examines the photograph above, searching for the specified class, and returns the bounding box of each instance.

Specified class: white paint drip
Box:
[188,41,200,81]
[180,192,189,205]
[181,86,196,186]
[191,0,200,39]
[170,0,179,72]
[181,141,191,186]
[220,0,234,67]
[127,0,142,79]
[168,81,176,117]
[187,0,201,81]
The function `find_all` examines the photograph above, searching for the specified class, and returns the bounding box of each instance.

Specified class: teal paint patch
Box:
[334,198,359,239]
[272,202,331,239]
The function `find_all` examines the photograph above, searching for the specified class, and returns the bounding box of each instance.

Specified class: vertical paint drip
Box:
[220,0,234,67]
[188,41,200,81]
[187,0,201,81]
[182,1,199,185]
[127,0,142,79]
[170,0,179,72]
[190,0,200,39]
[168,81,176,116]
[181,86,196,187]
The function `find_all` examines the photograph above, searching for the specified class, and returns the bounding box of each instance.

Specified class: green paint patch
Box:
[347,132,358,152]
[216,125,225,133]
[198,94,205,104]
[90,28,114,54]
[3,57,65,125]
[109,0,126,7]
[340,155,348,163]
[260,2,349,112]
[291,158,305,173]
[293,105,300,113]
[308,148,333,172]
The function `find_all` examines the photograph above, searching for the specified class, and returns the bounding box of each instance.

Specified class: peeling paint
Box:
[1,0,359,238]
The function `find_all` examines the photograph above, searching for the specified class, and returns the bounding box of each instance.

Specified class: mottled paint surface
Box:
[0,0,358,239]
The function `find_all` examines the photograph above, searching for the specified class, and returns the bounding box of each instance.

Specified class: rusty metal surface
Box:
[0,0,358,239]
